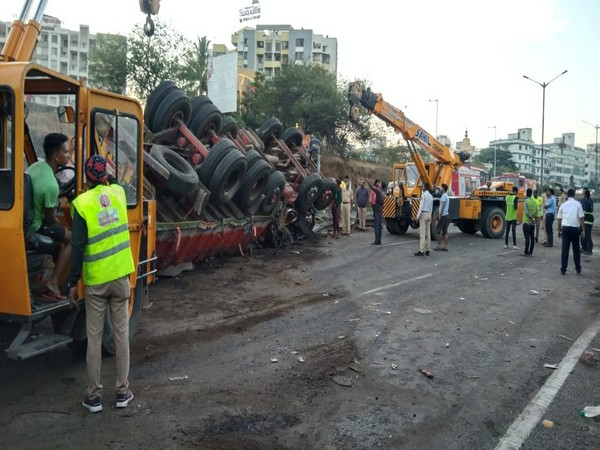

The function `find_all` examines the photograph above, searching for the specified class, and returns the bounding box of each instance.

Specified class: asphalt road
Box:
[0,223,599,450]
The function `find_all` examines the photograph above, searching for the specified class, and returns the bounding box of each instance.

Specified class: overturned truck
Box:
[141,82,337,275]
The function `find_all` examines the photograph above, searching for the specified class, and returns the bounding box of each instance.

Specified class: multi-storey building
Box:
[231,24,337,78]
[0,15,94,106]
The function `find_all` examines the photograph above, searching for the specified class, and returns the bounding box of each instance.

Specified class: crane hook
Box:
[144,14,155,37]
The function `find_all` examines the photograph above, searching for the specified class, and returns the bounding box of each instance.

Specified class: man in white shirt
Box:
[415,183,433,256]
[557,188,585,275]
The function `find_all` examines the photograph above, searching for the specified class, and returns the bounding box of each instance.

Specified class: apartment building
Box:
[231,24,337,78]
[0,15,95,106]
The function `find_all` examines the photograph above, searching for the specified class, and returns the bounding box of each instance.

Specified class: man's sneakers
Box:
[513,245,518,250]
[504,244,508,249]
[116,389,134,408]
[414,251,424,256]
[82,396,102,413]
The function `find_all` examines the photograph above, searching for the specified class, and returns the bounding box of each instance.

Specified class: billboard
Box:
[207,53,238,114]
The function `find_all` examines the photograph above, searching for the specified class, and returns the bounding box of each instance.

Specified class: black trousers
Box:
[523,223,535,255]
[545,213,555,245]
[505,220,517,246]
[561,226,581,273]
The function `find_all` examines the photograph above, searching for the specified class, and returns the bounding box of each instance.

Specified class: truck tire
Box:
[312,177,338,210]
[219,115,239,139]
[282,127,303,147]
[197,138,236,187]
[102,279,144,355]
[457,220,477,234]
[189,102,222,141]
[430,205,439,242]
[208,149,247,206]
[246,149,263,167]
[259,170,286,215]
[144,80,178,126]
[235,159,272,211]
[149,145,199,195]
[295,173,323,210]
[257,117,283,150]
[385,218,408,235]
[190,95,213,117]
[151,89,192,132]
[480,206,506,239]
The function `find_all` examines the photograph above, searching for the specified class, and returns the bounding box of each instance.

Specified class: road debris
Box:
[347,365,360,373]
[472,374,481,379]
[297,356,305,363]
[332,375,353,387]
[414,308,432,314]
[168,375,189,382]
[529,290,539,295]
[270,358,279,363]
[419,368,434,378]
[391,363,398,370]
[558,334,573,342]
[542,420,554,428]
[543,363,559,370]
[459,297,465,301]
[445,343,450,348]
[580,406,600,418]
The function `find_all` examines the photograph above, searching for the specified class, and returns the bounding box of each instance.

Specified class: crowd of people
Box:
[328,176,594,275]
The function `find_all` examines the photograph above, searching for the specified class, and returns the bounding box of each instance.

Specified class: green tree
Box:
[126,19,191,102]
[179,36,211,98]
[88,33,128,94]
[473,147,518,175]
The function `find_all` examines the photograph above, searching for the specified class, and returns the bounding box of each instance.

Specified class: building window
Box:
[282,41,288,50]
[295,52,304,60]
[51,35,57,44]
[275,41,281,52]
[266,41,272,52]
[295,38,304,47]
[257,41,264,48]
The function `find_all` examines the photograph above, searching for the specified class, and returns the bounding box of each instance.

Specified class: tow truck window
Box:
[0,89,15,210]
[91,110,139,206]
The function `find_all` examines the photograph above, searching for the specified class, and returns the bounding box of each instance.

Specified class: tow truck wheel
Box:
[102,280,145,356]
[385,218,408,235]
[430,206,439,242]
[480,206,506,239]
[457,220,477,234]
[151,89,192,132]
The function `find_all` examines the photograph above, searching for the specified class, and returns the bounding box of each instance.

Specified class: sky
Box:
[4,0,600,150]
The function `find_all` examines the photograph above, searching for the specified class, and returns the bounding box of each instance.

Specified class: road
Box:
[1,224,599,450]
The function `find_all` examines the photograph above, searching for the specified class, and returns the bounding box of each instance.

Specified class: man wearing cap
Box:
[67,154,135,413]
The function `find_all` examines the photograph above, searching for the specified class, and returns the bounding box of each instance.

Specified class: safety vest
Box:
[505,194,517,221]
[523,197,538,225]
[72,184,134,286]
[534,196,543,215]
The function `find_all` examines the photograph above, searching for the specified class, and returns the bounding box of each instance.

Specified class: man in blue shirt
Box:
[434,183,450,251]
[542,188,557,247]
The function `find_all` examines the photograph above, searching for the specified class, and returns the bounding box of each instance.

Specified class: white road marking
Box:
[495,311,600,450]
[360,274,433,296]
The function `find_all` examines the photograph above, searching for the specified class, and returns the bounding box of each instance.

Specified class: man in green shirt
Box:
[521,188,538,257]
[504,186,519,250]
[26,133,72,300]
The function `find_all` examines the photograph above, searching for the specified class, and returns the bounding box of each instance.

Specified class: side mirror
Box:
[57,106,75,124]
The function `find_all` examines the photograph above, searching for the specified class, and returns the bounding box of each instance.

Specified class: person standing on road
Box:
[331,178,342,238]
[579,187,594,255]
[558,188,567,208]
[504,186,519,250]
[542,188,557,247]
[367,179,385,245]
[415,183,433,256]
[557,188,585,275]
[67,155,135,413]
[540,189,548,239]
[533,189,543,243]
[341,178,354,236]
[434,183,450,251]
[521,188,538,257]
[355,179,369,231]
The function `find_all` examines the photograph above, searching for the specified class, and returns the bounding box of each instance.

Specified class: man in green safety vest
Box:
[67,154,135,413]
[533,189,543,243]
[521,188,538,257]
[504,186,519,250]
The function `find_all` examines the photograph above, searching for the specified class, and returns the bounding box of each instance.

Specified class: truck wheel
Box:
[282,127,303,147]
[102,279,144,356]
[457,220,477,234]
[312,177,338,210]
[144,80,178,126]
[257,117,283,150]
[259,170,286,215]
[235,159,272,211]
[246,149,263,166]
[189,102,222,141]
[430,206,439,242]
[385,218,408,235]
[208,149,247,206]
[219,115,239,139]
[151,89,192,132]
[197,139,235,187]
[190,95,213,117]
[481,206,506,239]
[295,173,323,210]
[150,145,199,195]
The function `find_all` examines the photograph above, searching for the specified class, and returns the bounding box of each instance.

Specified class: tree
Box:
[473,148,518,175]
[88,33,128,94]
[179,36,211,98]
[126,19,191,102]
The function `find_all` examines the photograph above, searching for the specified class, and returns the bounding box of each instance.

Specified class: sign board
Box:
[239,0,261,23]
[207,53,238,114]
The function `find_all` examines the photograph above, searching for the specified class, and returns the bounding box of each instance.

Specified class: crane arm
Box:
[348,82,469,169]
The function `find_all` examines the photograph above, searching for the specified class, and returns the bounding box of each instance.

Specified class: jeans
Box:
[373,209,382,244]
[505,220,517,246]
[581,223,593,253]
[545,213,555,245]
[523,223,535,255]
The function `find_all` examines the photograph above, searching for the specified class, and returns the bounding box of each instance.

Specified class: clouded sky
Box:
[4,0,599,150]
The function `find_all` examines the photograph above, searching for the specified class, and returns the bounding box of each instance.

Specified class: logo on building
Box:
[240,0,261,22]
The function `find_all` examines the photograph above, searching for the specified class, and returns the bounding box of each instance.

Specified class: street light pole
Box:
[489,126,497,177]
[582,120,599,188]
[523,69,568,188]
[429,99,438,138]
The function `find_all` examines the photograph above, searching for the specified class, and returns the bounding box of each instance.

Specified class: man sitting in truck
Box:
[26,133,72,300]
